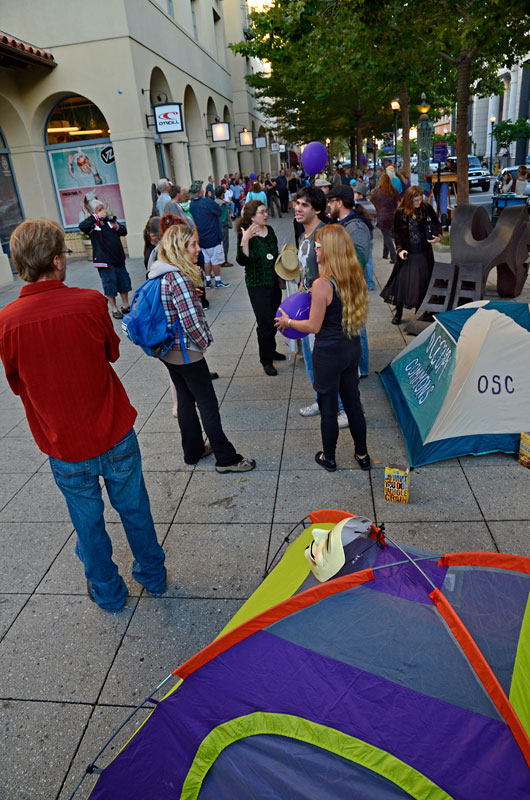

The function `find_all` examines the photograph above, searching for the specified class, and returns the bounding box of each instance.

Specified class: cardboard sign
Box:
[384,466,410,504]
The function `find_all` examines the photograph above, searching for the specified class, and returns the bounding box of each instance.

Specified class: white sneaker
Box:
[299,402,320,417]
[337,410,349,429]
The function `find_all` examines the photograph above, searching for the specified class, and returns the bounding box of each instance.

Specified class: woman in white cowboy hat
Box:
[236,200,286,376]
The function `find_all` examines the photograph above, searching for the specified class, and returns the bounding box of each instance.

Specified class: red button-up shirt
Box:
[0,281,136,461]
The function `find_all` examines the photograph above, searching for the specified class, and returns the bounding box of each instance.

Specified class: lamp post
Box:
[325,137,331,173]
[391,99,400,165]
[489,116,496,174]
[417,93,432,185]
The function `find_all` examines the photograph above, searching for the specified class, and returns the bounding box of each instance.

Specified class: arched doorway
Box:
[0,128,24,257]
[45,95,124,228]
[149,67,172,179]
[184,85,210,182]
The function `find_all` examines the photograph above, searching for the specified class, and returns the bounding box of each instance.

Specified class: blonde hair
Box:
[158,223,202,288]
[314,224,368,337]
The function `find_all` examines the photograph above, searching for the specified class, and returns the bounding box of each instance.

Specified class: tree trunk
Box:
[350,133,355,166]
[456,56,472,203]
[399,82,411,175]
[356,126,363,170]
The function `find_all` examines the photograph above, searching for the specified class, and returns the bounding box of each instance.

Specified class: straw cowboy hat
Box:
[304,516,373,582]
[275,243,300,282]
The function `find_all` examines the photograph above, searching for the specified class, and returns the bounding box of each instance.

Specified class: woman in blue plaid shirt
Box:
[152,222,256,472]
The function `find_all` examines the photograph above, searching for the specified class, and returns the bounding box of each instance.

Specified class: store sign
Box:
[48,143,125,228]
[154,103,184,134]
[255,137,267,149]
[211,121,231,142]
[279,144,286,153]
[271,142,280,151]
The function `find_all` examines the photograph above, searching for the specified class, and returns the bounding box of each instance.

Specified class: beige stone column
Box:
[226,146,239,174]
[9,144,55,221]
[238,148,256,177]
[169,141,191,187]
[189,143,213,184]
[112,131,159,258]
[215,146,229,179]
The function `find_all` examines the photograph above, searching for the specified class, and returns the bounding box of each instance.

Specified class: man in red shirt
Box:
[0,219,166,612]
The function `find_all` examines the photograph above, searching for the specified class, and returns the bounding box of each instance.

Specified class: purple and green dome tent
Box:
[86,509,530,800]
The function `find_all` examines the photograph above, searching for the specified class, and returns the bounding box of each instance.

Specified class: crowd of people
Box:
[0,155,448,612]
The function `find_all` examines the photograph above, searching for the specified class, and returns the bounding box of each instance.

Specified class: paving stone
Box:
[373,466,482,523]
[0,700,92,800]
[0,473,68,522]
[104,471,191,524]
[0,594,134,702]
[217,398,289,431]
[488,521,530,556]
[37,523,169,597]
[57,704,153,800]
[99,597,242,705]
[163,522,271,597]
[137,431,194,472]
[223,374,292,402]
[274,469,375,523]
[0,593,30,638]
[175,470,278,523]
[0,473,32,513]
[382,520,496,554]
[462,465,530,520]
[0,407,27,436]
[0,522,73,593]
[195,430,284,471]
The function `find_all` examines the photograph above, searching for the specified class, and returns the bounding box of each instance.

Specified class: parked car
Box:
[446,155,491,192]
[492,166,527,195]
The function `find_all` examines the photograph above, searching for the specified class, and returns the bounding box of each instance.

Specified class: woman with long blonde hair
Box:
[275,224,370,471]
[149,221,255,472]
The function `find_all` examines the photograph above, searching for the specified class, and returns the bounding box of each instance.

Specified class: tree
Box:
[492,118,530,166]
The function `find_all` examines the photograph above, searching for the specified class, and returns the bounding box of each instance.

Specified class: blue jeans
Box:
[366,241,375,290]
[302,332,344,411]
[49,428,166,612]
[360,327,369,376]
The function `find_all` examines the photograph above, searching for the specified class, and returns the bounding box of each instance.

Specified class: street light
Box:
[489,116,496,173]
[468,129,473,155]
[325,137,331,172]
[391,99,400,165]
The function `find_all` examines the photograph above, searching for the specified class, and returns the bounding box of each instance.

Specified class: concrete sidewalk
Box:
[0,216,529,799]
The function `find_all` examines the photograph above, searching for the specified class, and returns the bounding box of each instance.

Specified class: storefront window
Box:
[0,131,24,254]
[46,96,109,145]
[46,96,125,228]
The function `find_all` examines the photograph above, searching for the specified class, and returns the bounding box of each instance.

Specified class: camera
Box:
[108,215,117,224]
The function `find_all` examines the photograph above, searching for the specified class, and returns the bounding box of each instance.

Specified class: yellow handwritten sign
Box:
[519,433,530,469]
[384,466,410,504]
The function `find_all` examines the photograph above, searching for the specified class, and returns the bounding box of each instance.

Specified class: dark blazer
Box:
[79,215,127,266]
[371,186,400,230]
[389,202,441,278]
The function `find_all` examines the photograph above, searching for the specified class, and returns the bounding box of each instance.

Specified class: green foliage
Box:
[493,118,530,147]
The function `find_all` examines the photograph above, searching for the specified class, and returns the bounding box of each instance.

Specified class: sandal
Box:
[315,451,337,472]
[355,453,371,471]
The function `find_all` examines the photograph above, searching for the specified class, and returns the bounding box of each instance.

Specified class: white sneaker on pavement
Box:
[299,402,320,417]
[337,410,349,429]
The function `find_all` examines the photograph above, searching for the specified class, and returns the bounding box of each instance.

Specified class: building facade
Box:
[0,0,276,274]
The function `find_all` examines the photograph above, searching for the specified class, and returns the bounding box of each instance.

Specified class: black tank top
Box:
[316,281,344,343]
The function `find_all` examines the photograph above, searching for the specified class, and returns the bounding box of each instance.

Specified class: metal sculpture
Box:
[404,202,530,335]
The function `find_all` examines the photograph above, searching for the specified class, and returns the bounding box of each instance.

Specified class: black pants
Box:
[278,189,289,213]
[381,228,396,261]
[247,283,282,365]
[312,338,367,461]
[164,358,241,467]
[268,195,281,217]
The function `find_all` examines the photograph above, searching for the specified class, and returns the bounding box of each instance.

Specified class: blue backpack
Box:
[121,276,189,361]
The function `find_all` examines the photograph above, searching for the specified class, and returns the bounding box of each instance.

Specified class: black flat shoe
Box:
[273,352,287,361]
[355,453,371,471]
[209,371,219,380]
[263,363,278,376]
[315,451,337,472]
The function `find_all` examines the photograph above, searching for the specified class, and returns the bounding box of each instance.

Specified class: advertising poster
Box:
[0,154,24,247]
[49,143,125,227]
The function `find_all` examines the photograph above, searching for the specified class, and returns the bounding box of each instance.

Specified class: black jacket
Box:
[79,215,127,266]
[389,203,441,277]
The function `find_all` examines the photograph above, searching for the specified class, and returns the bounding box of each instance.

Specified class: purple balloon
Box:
[276,292,311,340]
[360,154,367,164]
[301,142,328,176]
[249,172,257,180]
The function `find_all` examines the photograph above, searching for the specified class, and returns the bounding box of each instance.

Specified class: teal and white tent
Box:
[380,301,530,467]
